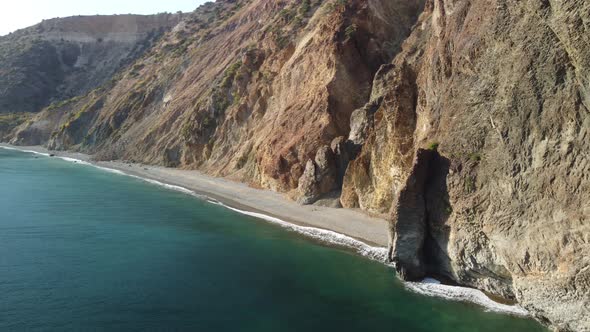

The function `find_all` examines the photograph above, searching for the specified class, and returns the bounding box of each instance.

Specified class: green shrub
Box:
[464,176,476,193]
[345,24,357,39]
[298,0,311,15]
[332,0,348,11]
[236,154,248,169]
[274,33,290,49]
[279,8,295,22]
[0,113,32,132]
[181,121,192,140]
[427,142,440,151]
[46,95,83,111]
[221,60,243,87]
[469,152,482,162]
[292,15,303,27]
[211,89,230,114]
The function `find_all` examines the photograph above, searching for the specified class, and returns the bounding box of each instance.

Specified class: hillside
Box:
[0,13,184,115]
[2,0,589,331]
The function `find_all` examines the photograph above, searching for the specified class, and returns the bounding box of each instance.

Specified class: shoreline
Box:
[0,144,389,246]
[0,143,531,317]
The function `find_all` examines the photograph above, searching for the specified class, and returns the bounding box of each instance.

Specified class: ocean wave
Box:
[57,157,128,177]
[1,145,530,317]
[405,278,529,316]
[57,156,92,166]
[209,199,390,262]
[102,170,532,317]
[0,146,50,157]
[137,177,204,197]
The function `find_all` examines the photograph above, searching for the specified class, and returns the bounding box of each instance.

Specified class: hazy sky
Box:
[0,0,207,36]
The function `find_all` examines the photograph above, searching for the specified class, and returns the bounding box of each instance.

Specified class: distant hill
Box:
[0,13,184,114]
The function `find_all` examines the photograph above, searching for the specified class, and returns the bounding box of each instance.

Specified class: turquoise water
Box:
[0,148,546,331]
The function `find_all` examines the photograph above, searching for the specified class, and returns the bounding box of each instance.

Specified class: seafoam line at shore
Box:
[406,278,529,316]
[0,145,51,156]
[209,199,389,261]
[1,146,387,261]
[0,145,530,317]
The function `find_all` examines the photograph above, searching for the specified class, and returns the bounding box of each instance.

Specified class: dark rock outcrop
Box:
[348,97,382,146]
[388,148,434,280]
[297,146,338,205]
[330,136,354,186]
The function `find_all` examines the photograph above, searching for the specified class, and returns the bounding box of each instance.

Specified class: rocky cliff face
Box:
[343,0,589,330]
[3,0,589,330]
[9,0,425,189]
[0,14,183,115]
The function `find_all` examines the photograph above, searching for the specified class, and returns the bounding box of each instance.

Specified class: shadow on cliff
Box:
[423,152,454,281]
[388,148,453,281]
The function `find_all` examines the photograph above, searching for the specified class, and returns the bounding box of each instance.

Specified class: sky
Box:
[0,0,207,36]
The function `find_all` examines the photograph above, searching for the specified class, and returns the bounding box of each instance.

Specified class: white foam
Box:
[2,146,390,262]
[93,166,127,175]
[422,277,442,284]
[1,145,530,317]
[405,279,529,316]
[209,199,390,262]
[57,156,92,166]
[0,145,50,157]
[140,178,199,196]
[128,175,207,199]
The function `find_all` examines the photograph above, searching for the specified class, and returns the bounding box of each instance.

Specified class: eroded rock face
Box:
[341,62,419,213]
[343,0,590,330]
[389,148,434,280]
[348,97,381,146]
[3,0,589,330]
[297,146,337,205]
[330,136,354,185]
[7,0,425,190]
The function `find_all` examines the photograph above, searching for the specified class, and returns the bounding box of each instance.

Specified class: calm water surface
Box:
[0,149,547,331]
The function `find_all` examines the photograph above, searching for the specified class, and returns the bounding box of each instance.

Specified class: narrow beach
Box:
[0,144,389,247]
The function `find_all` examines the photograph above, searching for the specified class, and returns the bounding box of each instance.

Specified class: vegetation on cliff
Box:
[1,0,588,330]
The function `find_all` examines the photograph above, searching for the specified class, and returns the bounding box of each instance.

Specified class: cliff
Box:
[0,13,184,115]
[343,1,589,330]
[2,0,589,330]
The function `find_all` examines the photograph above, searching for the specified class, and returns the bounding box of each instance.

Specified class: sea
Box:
[0,148,547,331]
